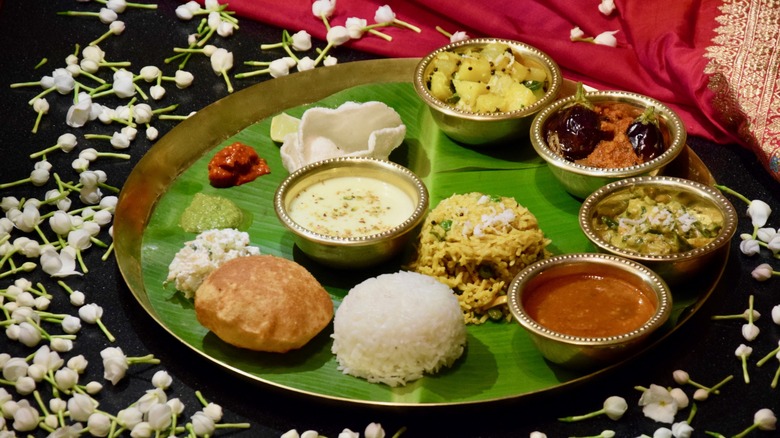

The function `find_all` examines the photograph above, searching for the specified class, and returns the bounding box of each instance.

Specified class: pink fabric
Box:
[224,1,747,159]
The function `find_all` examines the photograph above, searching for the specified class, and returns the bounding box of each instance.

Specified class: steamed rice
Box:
[408,192,550,324]
[331,271,467,387]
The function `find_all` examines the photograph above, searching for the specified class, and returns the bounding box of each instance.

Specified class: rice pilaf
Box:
[408,192,551,324]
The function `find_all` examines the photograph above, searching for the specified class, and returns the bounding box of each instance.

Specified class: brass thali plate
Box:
[114,58,725,406]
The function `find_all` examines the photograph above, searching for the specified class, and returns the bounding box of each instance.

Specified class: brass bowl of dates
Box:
[529,86,687,199]
[414,37,562,146]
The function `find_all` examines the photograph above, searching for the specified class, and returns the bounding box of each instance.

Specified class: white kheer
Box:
[288,176,415,238]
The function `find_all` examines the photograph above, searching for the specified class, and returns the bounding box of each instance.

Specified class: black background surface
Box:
[2,1,780,436]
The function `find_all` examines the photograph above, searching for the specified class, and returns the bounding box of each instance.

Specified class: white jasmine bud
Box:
[2,357,29,381]
[50,338,74,353]
[297,57,316,72]
[15,376,36,395]
[151,370,173,389]
[146,126,159,140]
[12,401,40,432]
[174,70,194,89]
[67,355,89,373]
[54,367,79,390]
[98,7,118,24]
[593,30,619,47]
[67,393,96,422]
[326,26,350,46]
[18,321,42,347]
[88,412,112,437]
[291,30,312,50]
[149,85,165,100]
[86,381,104,394]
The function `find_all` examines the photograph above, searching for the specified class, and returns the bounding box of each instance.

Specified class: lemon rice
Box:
[408,193,550,324]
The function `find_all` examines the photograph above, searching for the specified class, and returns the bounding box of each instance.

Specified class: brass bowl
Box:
[274,157,429,269]
[530,90,687,199]
[507,253,672,370]
[579,176,738,285]
[413,37,562,146]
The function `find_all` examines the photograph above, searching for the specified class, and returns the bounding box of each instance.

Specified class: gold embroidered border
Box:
[704,0,780,176]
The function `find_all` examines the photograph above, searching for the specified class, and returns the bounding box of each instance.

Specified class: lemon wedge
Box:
[270,112,300,143]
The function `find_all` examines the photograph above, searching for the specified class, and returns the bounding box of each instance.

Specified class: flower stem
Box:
[710,374,734,393]
[102,242,114,261]
[96,0,158,9]
[392,18,421,33]
[759,344,780,367]
[260,42,284,50]
[771,364,780,388]
[32,109,45,134]
[10,80,43,88]
[685,403,698,424]
[90,30,115,47]
[96,317,115,342]
[0,177,33,190]
[234,69,269,79]
[220,69,233,93]
[369,29,394,42]
[57,11,100,18]
[733,423,759,438]
[127,354,160,365]
[714,184,751,205]
[558,408,605,422]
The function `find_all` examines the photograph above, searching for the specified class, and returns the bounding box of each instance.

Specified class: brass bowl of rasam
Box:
[414,37,562,146]
[507,253,672,370]
[579,176,738,285]
[274,157,429,269]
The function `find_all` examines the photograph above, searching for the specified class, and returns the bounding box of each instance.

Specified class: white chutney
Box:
[288,176,416,238]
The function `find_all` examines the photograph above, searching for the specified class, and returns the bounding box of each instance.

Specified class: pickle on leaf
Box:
[544,82,603,161]
[627,106,666,161]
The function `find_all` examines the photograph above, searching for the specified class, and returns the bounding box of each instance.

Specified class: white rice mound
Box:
[331,271,467,387]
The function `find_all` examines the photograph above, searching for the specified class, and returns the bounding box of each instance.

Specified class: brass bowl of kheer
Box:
[274,157,429,269]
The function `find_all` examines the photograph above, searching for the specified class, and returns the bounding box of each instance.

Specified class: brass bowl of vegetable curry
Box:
[579,176,738,285]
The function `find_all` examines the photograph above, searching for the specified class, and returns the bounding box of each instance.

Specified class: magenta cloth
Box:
[222,0,780,182]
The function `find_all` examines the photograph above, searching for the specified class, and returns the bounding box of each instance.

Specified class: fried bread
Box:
[194,254,333,352]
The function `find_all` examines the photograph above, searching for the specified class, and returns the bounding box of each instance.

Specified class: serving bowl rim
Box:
[529,90,687,177]
[274,156,429,246]
[507,252,672,346]
[578,175,738,262]
[413,37,563,121]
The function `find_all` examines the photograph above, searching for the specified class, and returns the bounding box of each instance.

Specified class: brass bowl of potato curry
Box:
[414,38,562,146]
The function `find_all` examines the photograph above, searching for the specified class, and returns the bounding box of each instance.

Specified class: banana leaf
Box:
[132,67,718,406]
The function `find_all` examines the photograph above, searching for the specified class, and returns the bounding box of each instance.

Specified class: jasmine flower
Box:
[735,344,753,383]
[558,396,628,422]
[637,384,680,423]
